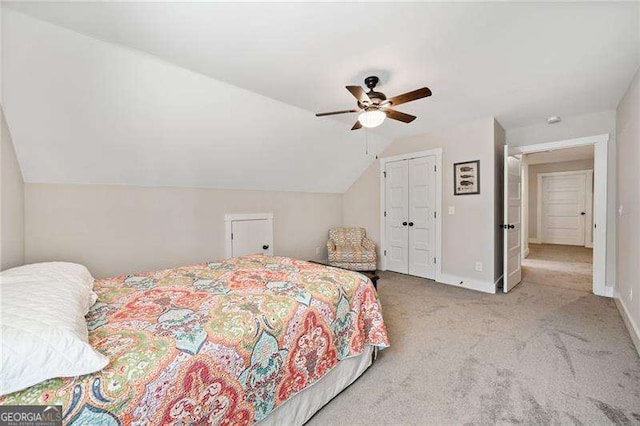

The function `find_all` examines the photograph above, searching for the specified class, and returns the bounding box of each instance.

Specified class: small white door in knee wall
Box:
[225,213,274,258]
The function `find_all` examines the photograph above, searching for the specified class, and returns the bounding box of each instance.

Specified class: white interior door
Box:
[408,156,436,279]
[231,219,273,257]
[504,145,523,292]
[385,160,409,274]
[541,173,587,246]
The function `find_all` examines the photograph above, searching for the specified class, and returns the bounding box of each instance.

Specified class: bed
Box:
[0,255,389,424]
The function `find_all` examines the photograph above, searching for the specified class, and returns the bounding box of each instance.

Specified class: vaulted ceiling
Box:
[2,2,638,192]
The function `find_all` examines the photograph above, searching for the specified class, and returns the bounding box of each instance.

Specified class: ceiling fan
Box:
[316,76,432,130]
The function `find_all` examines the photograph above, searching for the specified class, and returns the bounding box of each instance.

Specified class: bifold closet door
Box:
[408,156,436,279]
[385,160,409,274]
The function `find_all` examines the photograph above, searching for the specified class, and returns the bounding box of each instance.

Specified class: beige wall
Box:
[615,67,640,354]
[506,110,617,288]
[527,159,594,240]
[0,109,24,270]
[25,184,342,278]
[344,116,500,288]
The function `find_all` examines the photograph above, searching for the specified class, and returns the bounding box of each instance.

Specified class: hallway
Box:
[522,244,593,292]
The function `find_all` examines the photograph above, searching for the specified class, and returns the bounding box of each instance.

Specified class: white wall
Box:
[0,108,24,270]
[24,184,342,278]
[527,159,594,241]
[344,116,501,292]
[506,110,617,288]
[615,67,640,354]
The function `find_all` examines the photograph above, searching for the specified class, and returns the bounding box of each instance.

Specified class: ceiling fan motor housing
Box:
[364,76,380,89]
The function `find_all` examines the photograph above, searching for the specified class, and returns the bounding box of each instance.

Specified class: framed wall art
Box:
[454,160,480,195]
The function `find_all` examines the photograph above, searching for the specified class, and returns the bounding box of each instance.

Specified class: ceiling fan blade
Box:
[316,109,360,117]
[384,108,417,123]
[346,86,371,104]
[351,120,363,130]
[388,87,432,107]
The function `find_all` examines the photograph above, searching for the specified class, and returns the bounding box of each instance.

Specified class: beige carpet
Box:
[522,244,593,292]
[308,272,640,425]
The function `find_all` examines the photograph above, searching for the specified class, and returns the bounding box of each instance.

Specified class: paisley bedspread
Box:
[1,255,389,424]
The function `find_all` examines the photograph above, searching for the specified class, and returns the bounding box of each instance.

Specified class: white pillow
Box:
[0,262,109,396]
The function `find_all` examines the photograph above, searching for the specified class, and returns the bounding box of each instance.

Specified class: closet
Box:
[384,155,437,279]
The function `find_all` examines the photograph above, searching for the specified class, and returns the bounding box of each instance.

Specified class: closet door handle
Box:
[408,222,414,227]
[402,222,408,226]
[581,212,586,215]
[262,244,269,250]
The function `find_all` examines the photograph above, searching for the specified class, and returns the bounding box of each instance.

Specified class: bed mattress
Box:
[0,255,389,424]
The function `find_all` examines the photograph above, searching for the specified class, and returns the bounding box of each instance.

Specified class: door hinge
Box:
[231,233,233,240]
[434,165,437,172]
[434,212,437,219]
[384,211,387,217]
[594,223,597,229]
[383,171,387,178]
[384,250,387,256]
[433,257,437,264]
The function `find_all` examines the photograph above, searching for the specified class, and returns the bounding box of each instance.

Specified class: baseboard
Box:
[437,273,497,294]
[528,238,540,244]
[614,295,640,357]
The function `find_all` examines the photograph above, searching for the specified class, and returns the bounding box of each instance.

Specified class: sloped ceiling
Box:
[2,2,639,192]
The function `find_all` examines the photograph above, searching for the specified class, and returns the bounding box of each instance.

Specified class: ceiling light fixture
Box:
[547,116,562,124]
[358,110,386,128]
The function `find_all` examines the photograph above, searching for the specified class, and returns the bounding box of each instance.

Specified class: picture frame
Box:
[453,160,480,195]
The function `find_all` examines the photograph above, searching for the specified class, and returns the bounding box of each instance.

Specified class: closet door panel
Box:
[408,156,436,279]
[385,160,409,274]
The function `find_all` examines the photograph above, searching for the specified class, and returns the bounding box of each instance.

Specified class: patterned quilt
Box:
[1,255,389,424]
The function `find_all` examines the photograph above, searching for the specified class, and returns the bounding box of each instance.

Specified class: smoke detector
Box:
[547,116,562,124]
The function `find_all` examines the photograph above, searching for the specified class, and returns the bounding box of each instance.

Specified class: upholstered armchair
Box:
[326,227,377,271]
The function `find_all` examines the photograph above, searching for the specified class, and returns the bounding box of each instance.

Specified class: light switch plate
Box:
[448,206,455,215]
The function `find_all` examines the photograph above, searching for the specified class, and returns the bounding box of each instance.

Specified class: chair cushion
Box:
[328,244,376,262]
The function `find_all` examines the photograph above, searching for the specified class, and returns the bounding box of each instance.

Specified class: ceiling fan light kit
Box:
[316,76,432,130]
[358,110,386,128]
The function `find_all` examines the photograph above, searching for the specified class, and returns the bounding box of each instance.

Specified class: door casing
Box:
[510,133,609,297]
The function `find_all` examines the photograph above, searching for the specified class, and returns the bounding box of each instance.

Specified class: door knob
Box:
[402,222,408,226]
[408,222,414,227]
[508,224,515,229]
[262,244,269,250]
[581,212,586,215]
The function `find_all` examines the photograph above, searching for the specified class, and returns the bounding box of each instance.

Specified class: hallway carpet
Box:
[522,244,593,293]
[308,272,640,425]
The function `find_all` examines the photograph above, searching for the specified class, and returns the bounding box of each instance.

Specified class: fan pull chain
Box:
[365,127,369,155]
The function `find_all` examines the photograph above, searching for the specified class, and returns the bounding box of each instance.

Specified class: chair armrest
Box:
[326,239,336,253]
[362,237,376,252]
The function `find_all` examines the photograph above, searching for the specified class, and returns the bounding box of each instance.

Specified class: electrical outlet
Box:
[315,247,321,256]
[475,261,483,272]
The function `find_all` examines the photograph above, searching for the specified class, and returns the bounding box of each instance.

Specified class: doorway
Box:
[503,134,608,296]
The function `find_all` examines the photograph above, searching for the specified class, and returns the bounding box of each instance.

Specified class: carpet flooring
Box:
[308,272,640,425]
[522,244,593,293]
